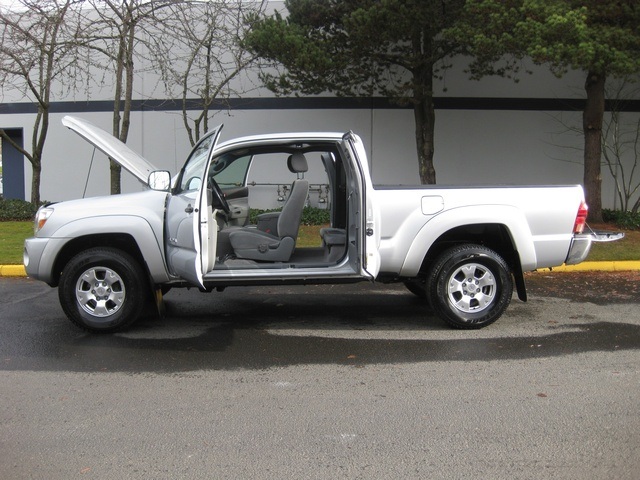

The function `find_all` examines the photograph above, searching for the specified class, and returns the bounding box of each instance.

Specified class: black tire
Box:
[403,277,427,299]
[58,247,148,333]
[426,244,512,329]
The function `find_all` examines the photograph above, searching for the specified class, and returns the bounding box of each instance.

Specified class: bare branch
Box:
[0,0,87,203]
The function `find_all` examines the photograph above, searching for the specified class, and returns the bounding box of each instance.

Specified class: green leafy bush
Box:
[0,199,40,221]
[300,206,330,226]
[249,207,330,226]
[602,209,640,230]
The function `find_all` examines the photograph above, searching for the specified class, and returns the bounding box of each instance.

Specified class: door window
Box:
[210,154,251,188]
[176,134,215,193]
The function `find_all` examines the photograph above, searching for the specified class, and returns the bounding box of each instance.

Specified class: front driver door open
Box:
[165,125,223,288]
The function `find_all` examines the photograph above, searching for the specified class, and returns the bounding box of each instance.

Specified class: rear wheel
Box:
[58,247,148,333]
[426,244,512,329]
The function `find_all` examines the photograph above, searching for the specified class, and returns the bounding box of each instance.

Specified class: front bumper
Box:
[23,237,56,284]
[565,230,625,265]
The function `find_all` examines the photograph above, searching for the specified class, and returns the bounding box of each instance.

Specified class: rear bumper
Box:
[565,230,625,265]
[565,234,592,265]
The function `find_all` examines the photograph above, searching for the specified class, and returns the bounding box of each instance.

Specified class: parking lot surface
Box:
[1,273,639,479]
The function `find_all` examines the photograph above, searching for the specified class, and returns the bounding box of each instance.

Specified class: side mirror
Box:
[148,171,171,191]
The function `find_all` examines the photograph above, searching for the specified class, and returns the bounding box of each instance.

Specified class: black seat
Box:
[229,153,309,261]
[320,227,346,262]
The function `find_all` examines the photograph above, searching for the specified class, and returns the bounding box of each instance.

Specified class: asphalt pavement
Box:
[1,275,639,479]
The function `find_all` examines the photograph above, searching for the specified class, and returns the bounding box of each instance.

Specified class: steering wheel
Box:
[209,177,231,215]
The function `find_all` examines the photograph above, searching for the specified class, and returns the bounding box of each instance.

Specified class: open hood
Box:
[62,115,159,185]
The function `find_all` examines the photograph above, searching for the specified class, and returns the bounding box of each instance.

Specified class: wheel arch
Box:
[52,234,144,286]
[405,222,527,301]
[402,205,535,268]
[421,223,517,269]
[45,216,170,287]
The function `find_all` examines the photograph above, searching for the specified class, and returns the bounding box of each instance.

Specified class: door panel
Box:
[165,125,224,287]
[166,191,200,285]
[198,186,217,276]
[342,134,381,279]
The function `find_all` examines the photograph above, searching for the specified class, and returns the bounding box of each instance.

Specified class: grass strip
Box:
[0,222,32,265]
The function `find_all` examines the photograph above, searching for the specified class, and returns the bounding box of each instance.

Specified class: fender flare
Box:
[399,204,537,277]
[42,215,170,284]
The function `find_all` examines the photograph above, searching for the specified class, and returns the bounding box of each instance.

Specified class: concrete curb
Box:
[0,265,27,277]
[2,261,640,278]
[534,261,640,272]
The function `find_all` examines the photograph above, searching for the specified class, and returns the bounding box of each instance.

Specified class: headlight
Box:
[34,207,54,234]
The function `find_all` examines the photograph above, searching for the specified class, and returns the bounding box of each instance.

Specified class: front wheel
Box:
[426,244,513,329]
[58,247,148,333]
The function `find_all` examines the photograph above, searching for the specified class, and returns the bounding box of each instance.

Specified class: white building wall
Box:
[7,99,623,209]
[0,5,636,210]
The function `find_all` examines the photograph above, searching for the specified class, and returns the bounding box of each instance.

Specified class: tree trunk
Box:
[30,155,41,205]
[29,105,50,205]
[110,162,122,194]
[110,7,136,196]
[110,24,134,195]
[111,32,125,196]
[583,71,605,222]
[413,55,436,185]
[414,96,436,185]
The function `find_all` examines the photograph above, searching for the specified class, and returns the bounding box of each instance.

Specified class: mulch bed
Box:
[524,270,640,305]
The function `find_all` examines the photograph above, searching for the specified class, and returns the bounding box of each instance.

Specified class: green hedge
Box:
[249,207,330,226]
[0,199,40,221]
[602,209,640,231]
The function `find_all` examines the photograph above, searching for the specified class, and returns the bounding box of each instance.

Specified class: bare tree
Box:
[548,78,640,215]
[0,0,83,204]
[159,0,267,147]
[82,0,175,194]
[602,79,640,214]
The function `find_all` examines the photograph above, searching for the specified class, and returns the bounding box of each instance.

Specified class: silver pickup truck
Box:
[24,116,620,332]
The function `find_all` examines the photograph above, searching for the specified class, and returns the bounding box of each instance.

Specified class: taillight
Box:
[573,201,588,234]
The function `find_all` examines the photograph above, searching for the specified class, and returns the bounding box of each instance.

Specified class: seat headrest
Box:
[287,152,308,174]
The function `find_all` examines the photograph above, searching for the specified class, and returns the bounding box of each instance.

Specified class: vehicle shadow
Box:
[3,284,639,374]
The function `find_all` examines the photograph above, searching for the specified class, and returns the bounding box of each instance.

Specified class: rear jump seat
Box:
[319,227,346,262]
